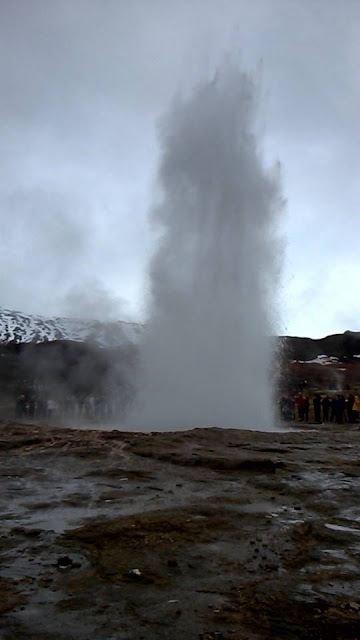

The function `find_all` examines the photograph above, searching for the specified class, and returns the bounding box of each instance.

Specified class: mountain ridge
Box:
[282,330,360,361]
[1,307,359,360]
[0,307,141,348]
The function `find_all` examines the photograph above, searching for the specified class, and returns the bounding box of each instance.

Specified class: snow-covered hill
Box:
[291,355,340,366]
[0,308,142,347]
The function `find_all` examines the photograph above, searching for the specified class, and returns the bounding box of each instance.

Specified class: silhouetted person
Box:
[335,394,345,424]
[15,394,26,419]
[346,394,354,423]
[279,396,294,421]
[303,397,310,422]
[330,396,336,422]
[37,398,46,418]
[28,396,35,418]
[322,396,330,422]
[279,396,286,420]
[295,394,306,421]
[288,397,295,421]
[313,394,322,423]
[47,399,57,418]
[352,392,360,422]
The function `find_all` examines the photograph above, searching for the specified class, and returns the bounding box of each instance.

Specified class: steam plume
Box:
[128,60,283,430]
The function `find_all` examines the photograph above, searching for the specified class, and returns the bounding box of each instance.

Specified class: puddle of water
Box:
[269,512,304,527]
[27,504,118,533]
[240,502,274,514]
[339,508,360,523]
[296,471,359,491]
[325,523,360,535]
[268,504,306,527]
[315,580,360,599]
[285,518,304,525]
[322,549,348,560]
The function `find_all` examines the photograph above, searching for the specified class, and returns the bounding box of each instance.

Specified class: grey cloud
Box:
[0,0,359,335]
[0,188,89,313]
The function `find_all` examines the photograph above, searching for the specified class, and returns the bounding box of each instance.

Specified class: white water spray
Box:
[129,61,283,430]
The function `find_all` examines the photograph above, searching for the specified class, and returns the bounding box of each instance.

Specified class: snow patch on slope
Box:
[291,355,340,366]
[0,308,142,347]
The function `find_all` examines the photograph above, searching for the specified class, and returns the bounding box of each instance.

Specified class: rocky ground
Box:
[0,420,360,640]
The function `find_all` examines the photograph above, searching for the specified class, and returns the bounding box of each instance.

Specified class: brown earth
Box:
[284,360,360,396]
[0,421,360,639]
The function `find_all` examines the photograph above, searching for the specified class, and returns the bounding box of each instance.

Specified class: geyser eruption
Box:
[130,61,283,430]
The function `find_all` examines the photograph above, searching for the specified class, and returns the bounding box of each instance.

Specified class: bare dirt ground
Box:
[0,420,360,640]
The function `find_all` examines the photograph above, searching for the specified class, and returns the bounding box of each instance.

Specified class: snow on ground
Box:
[0,308,142,347]
[292,355,340,366]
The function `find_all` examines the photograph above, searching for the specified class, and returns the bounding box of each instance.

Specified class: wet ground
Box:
[0,420,359,639]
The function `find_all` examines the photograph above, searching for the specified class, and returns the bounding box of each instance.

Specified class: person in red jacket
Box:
[295,393,306,421]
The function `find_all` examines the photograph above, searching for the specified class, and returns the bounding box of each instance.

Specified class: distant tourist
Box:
[37,397,46,418]
[47,399,57,418]
[313,394,322,423]
[304,397,310,422]
[321,395,330,422]
[295,393,306,421]
[346,394,355,423]
[330,397,336,422]
[334,394,346,424]
[15,393,26,419]
[28,396,36,418]
[279,396,295,421]
[353,392,360,422]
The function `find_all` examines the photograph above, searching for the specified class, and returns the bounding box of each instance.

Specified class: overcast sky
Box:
[0,0,359,337]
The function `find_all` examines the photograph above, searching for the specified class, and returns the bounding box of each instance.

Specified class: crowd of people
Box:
[279,391,360,424]
[14,387,120,422]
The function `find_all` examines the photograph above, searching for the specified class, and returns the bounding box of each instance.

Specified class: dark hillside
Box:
[0,340,137,413]
[281,330,360,361]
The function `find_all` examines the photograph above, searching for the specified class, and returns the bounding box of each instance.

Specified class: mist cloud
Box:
[62,279,129,322]
[127,60,283,430]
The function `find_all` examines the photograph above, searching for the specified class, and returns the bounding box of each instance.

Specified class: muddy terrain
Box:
[0,421,359,639]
